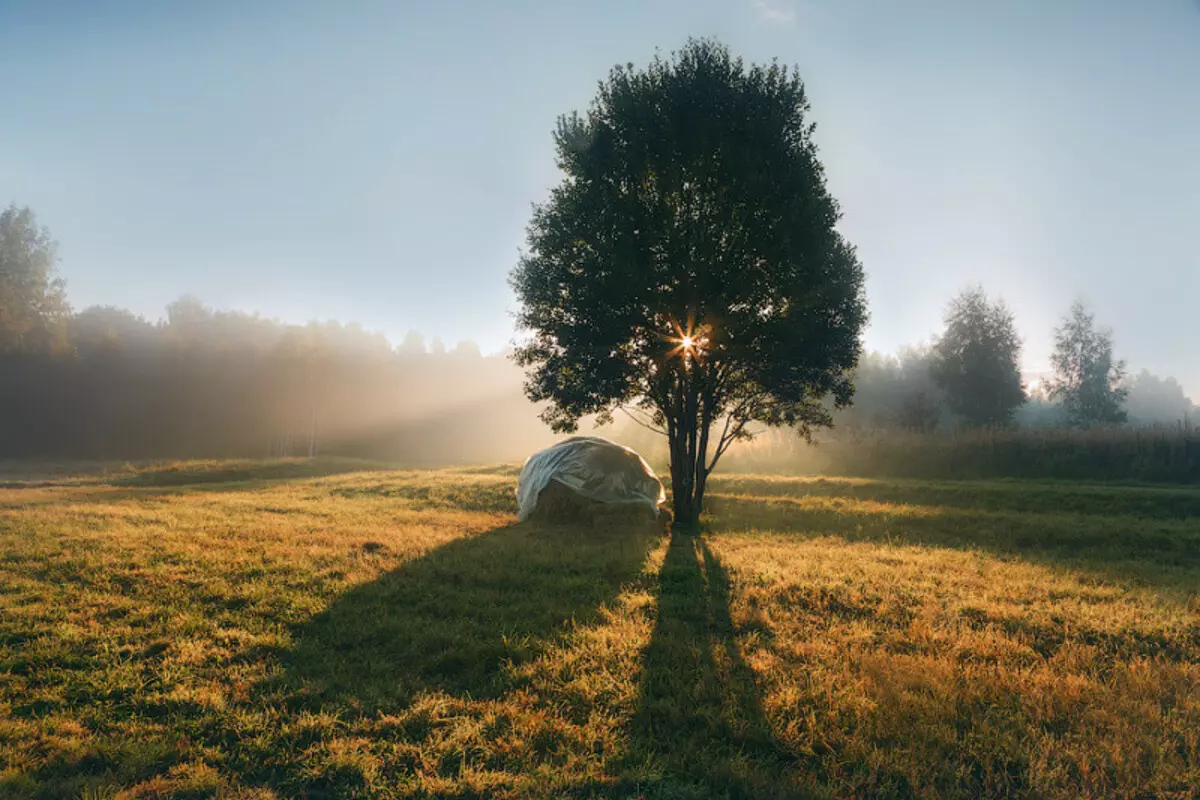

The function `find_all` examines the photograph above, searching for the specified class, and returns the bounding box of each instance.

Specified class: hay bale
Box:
[517,436,667,526]
[530,480,670,532]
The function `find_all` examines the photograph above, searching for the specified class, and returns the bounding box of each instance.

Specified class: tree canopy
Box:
[1047,300,1128,427]
[510,38,867,524]
[930,286,1026,428]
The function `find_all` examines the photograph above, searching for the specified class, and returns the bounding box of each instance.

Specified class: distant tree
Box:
[0,204,70,354]
[69,306,156,356]
[451,340,482,359]
[930,286,1026,427]
[1124,369,1196,426]
[838,346,946,432]
[895,389,941,433]
[1015,380,1066,429]
[399,330,427,355]
[835,352,897,430]
[894,346,947,432]
[165,295,213,343]
[510,39,867,525]
[1047,300,1127,427]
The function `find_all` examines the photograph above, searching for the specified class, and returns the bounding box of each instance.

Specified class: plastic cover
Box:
[516,436,666,521]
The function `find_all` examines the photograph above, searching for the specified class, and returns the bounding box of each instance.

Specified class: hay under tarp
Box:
[516,436,669,527]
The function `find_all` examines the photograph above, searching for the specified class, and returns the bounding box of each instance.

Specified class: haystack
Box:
[517,436,670,529]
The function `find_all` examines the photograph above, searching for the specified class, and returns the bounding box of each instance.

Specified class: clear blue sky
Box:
[2,0,1197,393]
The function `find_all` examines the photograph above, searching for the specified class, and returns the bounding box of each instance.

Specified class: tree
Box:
[69,305,156,357]
[930,286,1025,427]
[1124,370,1196,426]
[0,204,70,354]
[510,39,867,525]
[165,294,213,343]
[833,347,947,432]
[399,330,427,355]
[451,340,482,359]
[892,345,945,432]
[1047,300,1128,427]
[1016,380,1066,428]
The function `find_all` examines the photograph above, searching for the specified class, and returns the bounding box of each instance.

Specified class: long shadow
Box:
[620,532,804,799]
[0,517,659,798]
[275,520,660,711]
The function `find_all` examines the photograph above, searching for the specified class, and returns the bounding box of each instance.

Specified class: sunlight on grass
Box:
[711,535,1198,795]
[0,460,1196,797]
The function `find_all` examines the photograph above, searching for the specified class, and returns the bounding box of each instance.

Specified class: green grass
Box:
[1,459,1197,798]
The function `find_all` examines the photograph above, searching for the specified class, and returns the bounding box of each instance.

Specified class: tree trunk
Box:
[694,457,710,523]
[668,405,713,529]
[669,421,695,526]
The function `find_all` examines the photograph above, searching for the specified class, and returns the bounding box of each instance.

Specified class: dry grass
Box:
[0,459,1197,798]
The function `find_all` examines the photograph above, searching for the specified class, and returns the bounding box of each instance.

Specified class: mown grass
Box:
[0,459,1197,798]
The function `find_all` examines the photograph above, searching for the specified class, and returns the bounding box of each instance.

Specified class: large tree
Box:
[930,286,1026,427]
[1047,300,1128,427]
[510,39,867,525]
[0,204,70,354]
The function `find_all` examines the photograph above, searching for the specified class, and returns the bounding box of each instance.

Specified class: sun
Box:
[667,320,710,361]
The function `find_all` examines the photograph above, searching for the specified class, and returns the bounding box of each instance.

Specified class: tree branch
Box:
[706,392,764,473]
[710,416,748,470]
[619,404,667,436]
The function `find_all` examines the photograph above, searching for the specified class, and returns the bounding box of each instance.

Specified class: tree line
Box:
[2,200,1194,464]
[839,286,1195,435]
[0,203,565,462]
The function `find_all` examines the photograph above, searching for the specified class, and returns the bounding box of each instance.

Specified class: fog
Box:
[1,289,1194,467]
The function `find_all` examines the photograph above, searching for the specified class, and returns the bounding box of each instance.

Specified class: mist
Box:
[2,283,1195,472]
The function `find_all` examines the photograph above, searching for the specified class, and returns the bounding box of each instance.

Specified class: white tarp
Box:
[516,436,666,521]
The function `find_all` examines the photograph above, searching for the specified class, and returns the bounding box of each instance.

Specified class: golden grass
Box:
[0,459,1196,798]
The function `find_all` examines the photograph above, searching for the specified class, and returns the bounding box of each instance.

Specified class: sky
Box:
[2,0,1198,395]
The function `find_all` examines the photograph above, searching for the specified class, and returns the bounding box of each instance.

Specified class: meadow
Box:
[0,458,1197,798]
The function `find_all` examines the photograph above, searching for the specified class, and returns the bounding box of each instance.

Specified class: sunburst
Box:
[667,319,710,361]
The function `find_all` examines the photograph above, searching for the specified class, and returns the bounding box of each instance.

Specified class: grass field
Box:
[1,459,1198,798]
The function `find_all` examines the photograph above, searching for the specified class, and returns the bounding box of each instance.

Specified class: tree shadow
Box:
[276,520,662,711]
[620,532,804,799]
